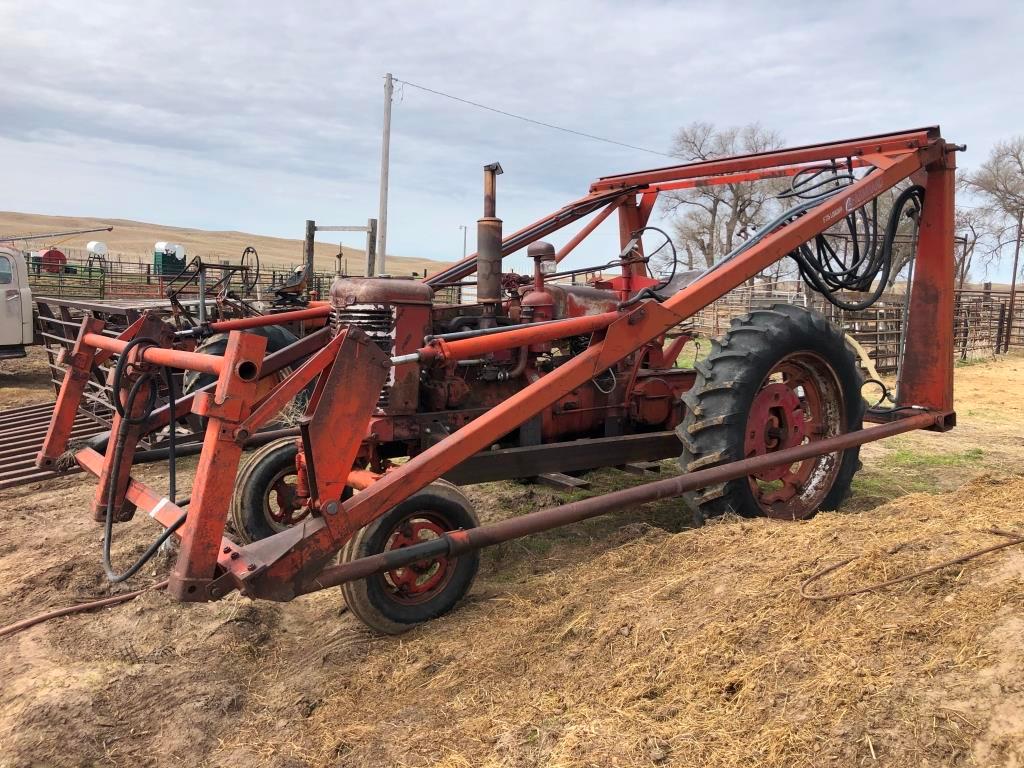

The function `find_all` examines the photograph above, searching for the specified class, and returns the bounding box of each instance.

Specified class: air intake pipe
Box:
[477,162,503,328]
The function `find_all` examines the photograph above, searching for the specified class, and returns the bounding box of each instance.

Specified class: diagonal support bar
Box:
[235,330,347,438]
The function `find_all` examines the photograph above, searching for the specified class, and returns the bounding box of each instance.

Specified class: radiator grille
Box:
[332,304,395,408]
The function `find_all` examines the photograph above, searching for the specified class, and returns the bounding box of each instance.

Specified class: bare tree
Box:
[956,206,987,288]
[952,173,1004,288]
[661,122,786,271]
[965,137,1024,285]
[967,138,1024,216]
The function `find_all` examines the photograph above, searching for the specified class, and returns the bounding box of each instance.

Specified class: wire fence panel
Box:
[26,252,422,302]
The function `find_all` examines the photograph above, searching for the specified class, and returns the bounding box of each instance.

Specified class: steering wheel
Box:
[241,246,260,294]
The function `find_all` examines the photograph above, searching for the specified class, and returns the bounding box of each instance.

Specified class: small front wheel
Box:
[341,481,480,635]
[231,438,310,543]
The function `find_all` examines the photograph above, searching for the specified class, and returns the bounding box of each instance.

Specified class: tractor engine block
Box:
[330,276,433,414]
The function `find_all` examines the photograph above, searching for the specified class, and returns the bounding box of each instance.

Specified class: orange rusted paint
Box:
[206,304,331,333]
[36,315,107,470]
[590,127,935,191]
[895,145,957,419]
[40,128,958,606]
[83,332,225,376]
[167,331,268,601]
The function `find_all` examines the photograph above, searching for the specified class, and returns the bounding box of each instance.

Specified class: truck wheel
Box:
[678,304,864,524]
[341,481,480,635]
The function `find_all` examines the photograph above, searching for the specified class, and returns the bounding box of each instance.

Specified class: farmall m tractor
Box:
[38,128,957,634]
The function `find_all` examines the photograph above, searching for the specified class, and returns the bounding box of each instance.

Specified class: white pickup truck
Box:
[0,246,34,359]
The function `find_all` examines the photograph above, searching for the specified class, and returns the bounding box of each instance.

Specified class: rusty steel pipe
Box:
[407,310,619,365]
[478,163,504,327]
[210,304,330,331]
[555,199,621,263]
[433,310,616,360]
[299,412,938,594]
[197,304,331,335]
[427,315,591,343]
[477,218,503,315]
[82,332,226,376]
[483,162,501,219]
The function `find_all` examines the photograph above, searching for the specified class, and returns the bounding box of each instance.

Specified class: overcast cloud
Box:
[0,1,1020,275]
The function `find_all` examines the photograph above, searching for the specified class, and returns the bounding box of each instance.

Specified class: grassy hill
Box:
[0,211,451,277]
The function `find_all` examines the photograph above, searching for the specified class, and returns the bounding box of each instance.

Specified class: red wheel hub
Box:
[744,382,807,481]
[268,475,310,526]
[383,518,451,599]
[742,354,842,517]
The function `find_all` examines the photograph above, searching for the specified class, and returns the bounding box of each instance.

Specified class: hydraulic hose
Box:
[103,337,188,583]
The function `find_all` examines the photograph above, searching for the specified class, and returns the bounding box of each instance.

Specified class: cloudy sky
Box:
[1,1,1021,276]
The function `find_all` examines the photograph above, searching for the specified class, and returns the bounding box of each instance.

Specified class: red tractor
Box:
[38,128,957,636]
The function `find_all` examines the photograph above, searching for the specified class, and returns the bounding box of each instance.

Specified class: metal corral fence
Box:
[28,251,1021,374]
[691,282,1023,374]
[25,250,427,301]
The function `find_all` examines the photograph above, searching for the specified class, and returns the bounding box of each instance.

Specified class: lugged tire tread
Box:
[676,304,864,524]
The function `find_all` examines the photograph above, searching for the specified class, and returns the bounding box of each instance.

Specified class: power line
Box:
[392,76,679,161]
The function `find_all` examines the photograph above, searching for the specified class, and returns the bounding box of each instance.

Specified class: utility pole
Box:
[459,224,468,259]
[376,73,394,277]
[1005,209,1024,352]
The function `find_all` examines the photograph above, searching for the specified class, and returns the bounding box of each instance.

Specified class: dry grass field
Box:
[1,354,1023,766]
[0,211,451,277]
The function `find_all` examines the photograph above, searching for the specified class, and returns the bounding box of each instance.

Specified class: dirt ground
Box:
[0,347,52,408]
[1,355,1023,767]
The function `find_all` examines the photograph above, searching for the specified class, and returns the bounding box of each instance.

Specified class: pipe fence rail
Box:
[690,282,1023,374]
[27,250,1022,378]
[25,251,425,302]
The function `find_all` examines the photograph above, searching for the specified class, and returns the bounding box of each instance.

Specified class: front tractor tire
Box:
[341,481,480,635]
[231,438,309,543]
[678,304,864,524]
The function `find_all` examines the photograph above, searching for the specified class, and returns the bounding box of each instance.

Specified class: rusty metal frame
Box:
[39,127,957,604]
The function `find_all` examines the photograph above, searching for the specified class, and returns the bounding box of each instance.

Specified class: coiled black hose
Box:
[103,336,188,583]
[791,185,924,311]
[619,226,678,308]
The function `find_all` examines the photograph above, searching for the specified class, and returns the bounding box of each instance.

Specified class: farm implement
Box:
[37,127,958,633]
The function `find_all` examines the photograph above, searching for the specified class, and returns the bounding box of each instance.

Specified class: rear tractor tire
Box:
[341,481,480,635]
[678,304,864,524]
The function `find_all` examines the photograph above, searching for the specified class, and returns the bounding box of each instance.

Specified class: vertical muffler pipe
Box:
[477,162,503,328]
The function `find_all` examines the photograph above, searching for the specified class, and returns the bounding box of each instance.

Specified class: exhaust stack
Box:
[477,162,503,327]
